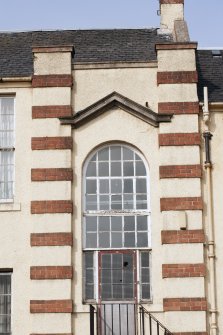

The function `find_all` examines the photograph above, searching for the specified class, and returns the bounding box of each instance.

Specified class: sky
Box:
[0,0,222,48]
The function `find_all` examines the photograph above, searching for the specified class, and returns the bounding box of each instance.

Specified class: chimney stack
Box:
[159,0,184,35]
[159,0,190,42]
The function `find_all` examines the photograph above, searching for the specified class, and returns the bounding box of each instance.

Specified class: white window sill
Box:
[0,203,21,212]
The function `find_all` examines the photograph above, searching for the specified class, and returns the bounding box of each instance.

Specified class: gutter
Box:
[0,76,32,82]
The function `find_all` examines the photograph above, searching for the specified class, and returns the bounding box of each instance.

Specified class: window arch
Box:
[83,144,151,302]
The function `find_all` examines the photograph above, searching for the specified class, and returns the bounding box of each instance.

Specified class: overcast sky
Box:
[0,0,222,48]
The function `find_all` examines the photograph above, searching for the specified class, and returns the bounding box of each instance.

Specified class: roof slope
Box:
[197,50,223,103]
[0,29,171,78]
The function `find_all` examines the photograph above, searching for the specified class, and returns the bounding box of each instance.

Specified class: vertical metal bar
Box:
[157,322,159,335]
[90,305,95,335]
[134,304,136,335]
[111,304,114,335]
[126,305,129,335]
[119,304,121,335]
[96,306,99,335]
[142,307,145,335]
[139,307,142,335]
[149,315,152,335]
[104,305,106,335]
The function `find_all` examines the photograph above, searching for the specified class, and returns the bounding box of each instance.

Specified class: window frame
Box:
[83,144,151,251]
[0,271,12,335]
[82,144,152,304]
[0,97,15,203]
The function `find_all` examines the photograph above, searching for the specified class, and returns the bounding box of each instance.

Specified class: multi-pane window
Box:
[85,145,148,212]
[0,273,11,335]
[0,98,15,202]
[83,145,151,302]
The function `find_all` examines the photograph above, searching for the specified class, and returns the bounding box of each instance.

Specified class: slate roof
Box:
[1,29,222,103]
[197,50,223,102]
[0,28,171,78]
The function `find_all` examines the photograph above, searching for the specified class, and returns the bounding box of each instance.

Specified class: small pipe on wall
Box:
[202,87,217,335]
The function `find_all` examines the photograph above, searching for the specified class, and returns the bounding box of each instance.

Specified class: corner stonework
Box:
[30,45,74,335]
[156,38,207,334]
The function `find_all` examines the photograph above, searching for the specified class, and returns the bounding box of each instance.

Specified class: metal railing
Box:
[89,304,173,335]
[139,305,173,335]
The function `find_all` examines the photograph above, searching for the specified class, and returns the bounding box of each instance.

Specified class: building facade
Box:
[0,0,222,334]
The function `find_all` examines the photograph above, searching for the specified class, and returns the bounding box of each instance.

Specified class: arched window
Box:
[83,145,151,302]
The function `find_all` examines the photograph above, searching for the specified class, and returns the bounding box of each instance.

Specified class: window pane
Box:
[124,285,134,299]
[86,269,94,284]
[113,285,122,299]
[98,162,109,176]
[0,275,11,295]
[137,232,148,247]
[112,254,122,268]
[99,232,110,248]
[113,270,122,284]
[123,271,134,284]
[124,216,135,231]
[99,180,109,194]
[111,179,122,193]
[111,162,121,176]
[86,233,97,248]
[136,179,147,193]
[123,194,134,209]
[0,296,11,315]
[111,232,122,248]
[98,148,109,161]
[111,216,122,231]
[123,162,134,176]
[111,195,122,209]
[99,195,109,210]
[123,147,134,160]
[123,254,133,269]
[124,233,135,247]
[85,252,94,268]
[141,268,150,283]
[86,180,97,194]
[86,195,97,210]
[141,253,150,268]
[135,153,141,161]
[85,285,94,300]
[137,216,148,231]
[86,162,96,177]
[101,284,111,300]
[86,217,97,231]
[110,146,121,161]
[136,195,147,209]
[124,179,133,193]
[99,217,110,231]
[102,269,112,283]
[141,284,150,300]
[135,161,146,176]
[102,254,111,268]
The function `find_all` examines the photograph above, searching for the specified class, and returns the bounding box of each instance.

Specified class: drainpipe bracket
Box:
[204,162,212,169]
